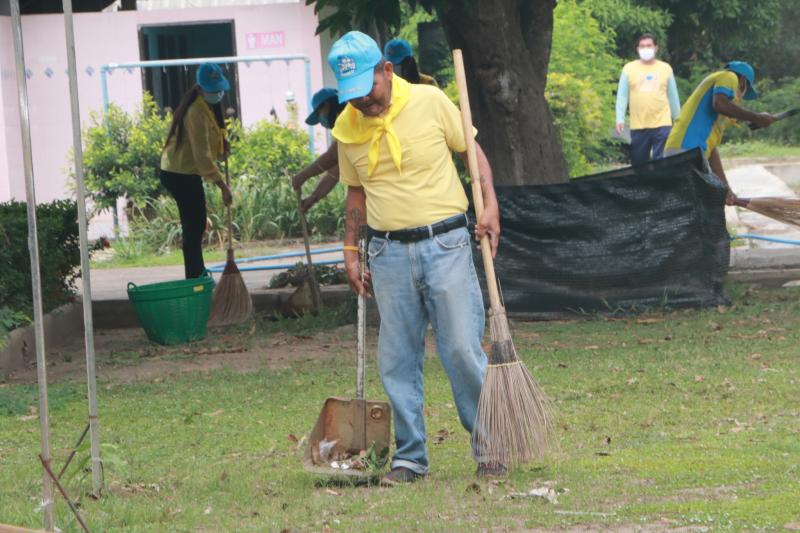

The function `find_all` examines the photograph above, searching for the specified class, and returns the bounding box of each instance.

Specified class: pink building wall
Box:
[0,3,327,209]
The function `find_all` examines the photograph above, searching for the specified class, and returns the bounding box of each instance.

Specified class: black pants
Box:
[160,170,207,279]
[630,126,671,166]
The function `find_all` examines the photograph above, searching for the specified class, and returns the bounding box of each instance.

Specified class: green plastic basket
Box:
[127,271,215,345]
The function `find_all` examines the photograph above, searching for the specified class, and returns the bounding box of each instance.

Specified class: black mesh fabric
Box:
[471,149,730,318]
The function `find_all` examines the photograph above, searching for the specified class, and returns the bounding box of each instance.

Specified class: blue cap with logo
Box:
[327,31,383,104]
[384,38,413,65]
[196,63,230,93]
[305,88,339,125]
[725,61,758,100]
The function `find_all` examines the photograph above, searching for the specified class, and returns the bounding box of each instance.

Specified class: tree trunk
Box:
[438,0,568,185]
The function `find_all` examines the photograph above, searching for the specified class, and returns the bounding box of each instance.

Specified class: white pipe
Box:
[9,0,54,529]
[62,0,103,497]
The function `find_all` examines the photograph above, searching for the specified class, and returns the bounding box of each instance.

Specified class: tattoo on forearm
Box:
[345,207,362,243]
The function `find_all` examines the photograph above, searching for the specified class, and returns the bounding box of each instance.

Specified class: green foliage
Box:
[0,201,83,320]
[117,119,342,258]
[723,77,800,145]
[80,94,170,213]
[581,0,672,60]
[548,0,622,175]
[0,307,30,348]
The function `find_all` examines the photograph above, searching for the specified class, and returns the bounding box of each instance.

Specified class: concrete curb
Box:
[1,303,84,380]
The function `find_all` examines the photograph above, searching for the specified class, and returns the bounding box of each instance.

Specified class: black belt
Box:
[368,214,468,243]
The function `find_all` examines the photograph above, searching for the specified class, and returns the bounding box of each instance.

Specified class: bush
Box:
[722,77,800,146]
[80,93,170,213]
[0,201,83,321]
[549,0,622,175]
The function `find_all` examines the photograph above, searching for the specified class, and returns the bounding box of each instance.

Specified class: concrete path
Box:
[725,161,800,248]
[82,247,344,300]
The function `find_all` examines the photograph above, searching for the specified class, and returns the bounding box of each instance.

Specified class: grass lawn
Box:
[1,283,799,531]
[719,141,800,159]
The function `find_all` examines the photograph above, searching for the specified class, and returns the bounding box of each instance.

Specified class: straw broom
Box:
[733,197,800,228]
[209,158,254,325]
[453,50,553,466]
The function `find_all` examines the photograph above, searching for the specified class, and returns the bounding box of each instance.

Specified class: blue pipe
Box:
[207,258,343,273]
[227,246,343,265]
[731,233,800,245]
[100,67,109,134]
[305,58,314,155]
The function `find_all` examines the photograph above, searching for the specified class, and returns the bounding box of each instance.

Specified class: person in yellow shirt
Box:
[329,31,502,484]
[615,33,680,165]
[160,62,233,279]
[291,88,343,212]
[383,38,439,87]
[665,61,776,204]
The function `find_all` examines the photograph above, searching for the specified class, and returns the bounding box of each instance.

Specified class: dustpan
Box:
[303,235,391,479]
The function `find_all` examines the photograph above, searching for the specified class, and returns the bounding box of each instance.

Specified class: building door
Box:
[139,21,240,119]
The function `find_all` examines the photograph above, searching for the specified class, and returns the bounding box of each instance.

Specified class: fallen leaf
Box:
[595,451,611,456]
[505,486,560,503]
[325,488,341,496]
[603,436,611,445]
[465,482,481,494]
[695,375,705,382]
[750,353,762,360]
[204,506,212,515]
[626,377,637,385]
[584,345,600,350]
[206,409,225,417]
[220,471,229,481]
[636,317,662,324]
[557,362,568,368]
[717,305,728,314]
[287,434,298,443]
[16,415,37,421]
[433,428,451,444]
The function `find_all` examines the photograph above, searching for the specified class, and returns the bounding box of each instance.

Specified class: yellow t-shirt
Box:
[337,83,471,231]
[623,60,674,129]
[161,97,225,183]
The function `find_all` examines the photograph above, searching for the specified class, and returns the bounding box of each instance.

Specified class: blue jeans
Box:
[368,224,488,474]
[630,126,671,166]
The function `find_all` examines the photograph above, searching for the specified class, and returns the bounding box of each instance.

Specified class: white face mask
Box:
[203,91,224,105]
[638,47,656,61]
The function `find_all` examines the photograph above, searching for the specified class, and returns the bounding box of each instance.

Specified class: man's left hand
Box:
[475,205,500,258]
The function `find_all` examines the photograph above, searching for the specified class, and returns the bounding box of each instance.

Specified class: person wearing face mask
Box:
[615,33,681,166]
[160,62,233,279]
[291,88,344,212]
[330,31,502,484]
[665,61,777,205]
[383,38,438,87]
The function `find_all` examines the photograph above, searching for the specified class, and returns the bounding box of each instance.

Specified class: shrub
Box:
[722,77,800,146]
[80,93,170,213]
[549,0,622,175]
[0,201,83,321]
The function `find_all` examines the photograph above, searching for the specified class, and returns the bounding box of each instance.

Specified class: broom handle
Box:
[453,49,502,311]
[224,157,234,262]
[295,187,323,313]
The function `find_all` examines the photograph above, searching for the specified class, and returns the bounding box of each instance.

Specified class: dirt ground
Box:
[6,323,390,385]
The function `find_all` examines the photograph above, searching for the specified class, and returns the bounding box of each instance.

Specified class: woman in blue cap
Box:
[160,62,233,279]
[383,38,438,86]
[291,87,343,212]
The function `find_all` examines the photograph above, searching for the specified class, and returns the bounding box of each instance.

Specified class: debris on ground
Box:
[505,486,568,504]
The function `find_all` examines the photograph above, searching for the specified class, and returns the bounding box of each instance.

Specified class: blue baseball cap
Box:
[384,38,413,65]
[196,63,230,93]
[305,88,339,125]
[328,31,383,103]
[725,61,758,100]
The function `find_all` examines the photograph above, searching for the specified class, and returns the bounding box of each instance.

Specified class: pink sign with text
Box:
[245,31,286,49]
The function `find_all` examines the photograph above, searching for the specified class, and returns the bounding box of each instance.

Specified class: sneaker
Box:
[476,462,508,478]
[379,466,425,487]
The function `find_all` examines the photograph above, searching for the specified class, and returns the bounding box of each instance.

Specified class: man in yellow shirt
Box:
[615,33,680,166]
[329,31,502,484]
[665,61,776,204]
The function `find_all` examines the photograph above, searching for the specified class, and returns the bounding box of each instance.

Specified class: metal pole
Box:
[304,58,314,155]
[100,66,109,132]
[62,0,103,497]
[9,0,54,529]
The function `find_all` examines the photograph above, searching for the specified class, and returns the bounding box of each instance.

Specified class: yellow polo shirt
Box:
[336,84,471,231]
[161,97,225,183]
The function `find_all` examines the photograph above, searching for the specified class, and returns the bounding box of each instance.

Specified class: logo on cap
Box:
[338,57,356,77]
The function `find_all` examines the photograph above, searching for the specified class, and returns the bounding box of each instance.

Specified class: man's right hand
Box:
[345,254,371,296]
[750,112,778,130]
[291,173,306,191]
[218,181,233,206]
[615,122,625,136]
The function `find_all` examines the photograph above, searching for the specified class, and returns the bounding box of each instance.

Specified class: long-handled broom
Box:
[733,197,800,228]
[209,157,254,325]
[453,50,553,466]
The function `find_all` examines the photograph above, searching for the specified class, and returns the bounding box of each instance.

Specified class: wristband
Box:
[343,245,359,252]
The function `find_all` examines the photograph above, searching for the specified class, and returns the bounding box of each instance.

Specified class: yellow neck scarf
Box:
[332,75,411,176]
